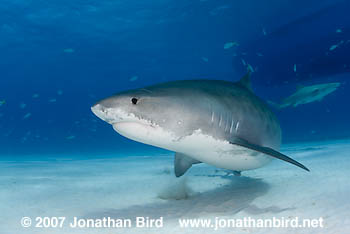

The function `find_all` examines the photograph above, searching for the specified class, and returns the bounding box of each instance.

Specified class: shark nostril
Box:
[91,104,107,115]
[92,103,100,109]
[91,104,98,112]
[91,103,113,123]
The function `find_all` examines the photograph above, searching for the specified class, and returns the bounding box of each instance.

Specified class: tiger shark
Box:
[269,82,340,109]
[91,73,309,177]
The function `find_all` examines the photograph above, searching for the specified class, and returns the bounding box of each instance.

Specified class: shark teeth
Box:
[108,108,158,128]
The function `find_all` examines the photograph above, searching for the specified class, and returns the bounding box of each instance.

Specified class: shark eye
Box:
[131,98,138,105]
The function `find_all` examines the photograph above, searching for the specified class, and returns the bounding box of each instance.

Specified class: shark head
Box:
[303,82,341,101]
[91,83,214,150]
[315,82,340,94]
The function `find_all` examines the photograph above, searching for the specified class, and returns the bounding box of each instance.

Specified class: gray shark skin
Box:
[91,73,309,177]
[270,82,340,109]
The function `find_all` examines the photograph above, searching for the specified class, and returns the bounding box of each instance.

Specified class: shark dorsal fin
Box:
[237,71,253,92]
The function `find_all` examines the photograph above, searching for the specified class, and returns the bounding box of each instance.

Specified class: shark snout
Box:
[91,102,124,124]
[91,103,108,122]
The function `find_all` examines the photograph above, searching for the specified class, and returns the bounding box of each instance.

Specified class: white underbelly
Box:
[113,122,272,171]
[170,130,272,171]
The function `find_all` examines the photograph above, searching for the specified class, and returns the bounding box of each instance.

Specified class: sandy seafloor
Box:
[1,139,349,234]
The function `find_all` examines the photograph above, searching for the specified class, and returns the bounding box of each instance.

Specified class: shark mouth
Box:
[91,104,157,127]
[91,104,196,151]
[111,117,179,150]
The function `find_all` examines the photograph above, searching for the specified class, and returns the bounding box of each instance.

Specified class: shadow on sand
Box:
[84,176,292,220]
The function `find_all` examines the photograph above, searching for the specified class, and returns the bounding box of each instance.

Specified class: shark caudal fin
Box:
[230,138,310,172]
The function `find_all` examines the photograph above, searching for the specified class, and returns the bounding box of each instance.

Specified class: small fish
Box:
[336,29,342,33]
[210,5,230,16]
[201,57,209,62]
[49,99,57,103]
[294,64,297,72]
[0,100,5,106]
[329,44,338,51]
[247,64,254,72]
[224,41,239,49]
[66,135,76,140]
[262,27,267,36]
[23,113,32,119]
[329,40,344,51]
[32,94,39,98]
[256,53,263,57]
[57,90,63,95]
[63,48,74,53]
[129,76,138,82]
[19,103,26,109]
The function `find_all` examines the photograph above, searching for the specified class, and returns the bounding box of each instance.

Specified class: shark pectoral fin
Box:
[230,138,310,172]
[174,153,201,177]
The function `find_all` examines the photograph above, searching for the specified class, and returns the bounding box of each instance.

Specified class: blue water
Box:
[2,2,350,234]
[0,0,349,156]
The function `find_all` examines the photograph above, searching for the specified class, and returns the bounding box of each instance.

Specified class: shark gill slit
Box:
[227,114,230,131]
[235,121,240,132]
[230,118,234,134]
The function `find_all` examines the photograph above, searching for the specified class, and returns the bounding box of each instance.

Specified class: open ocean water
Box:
[0,0,349,233]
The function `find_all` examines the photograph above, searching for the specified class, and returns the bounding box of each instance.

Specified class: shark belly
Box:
[113,121,271,171]
[168,130,272,171]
